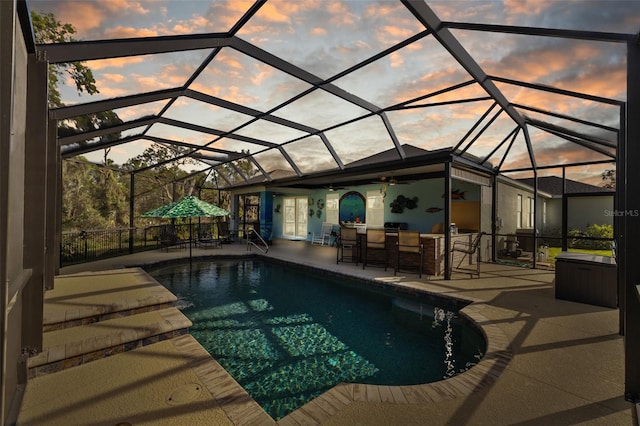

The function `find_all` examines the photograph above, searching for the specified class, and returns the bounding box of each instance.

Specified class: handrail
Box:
[246,228,269,253]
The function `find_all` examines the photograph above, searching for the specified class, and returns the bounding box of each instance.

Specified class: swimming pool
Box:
[147,258,486,419]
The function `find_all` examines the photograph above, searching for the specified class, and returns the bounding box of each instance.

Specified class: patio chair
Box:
[158,226,186,251]
[395,230,424,278]
[450,232,485,277]
[217,221,234,244]
[197,224,221,249]
[337,226,359,264]
[362,228,387,271]
[312,222,333,246]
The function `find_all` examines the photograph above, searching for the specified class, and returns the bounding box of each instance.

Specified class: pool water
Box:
[147,258,486,419]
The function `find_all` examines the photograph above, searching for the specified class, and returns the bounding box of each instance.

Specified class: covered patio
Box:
[2,0,640,424]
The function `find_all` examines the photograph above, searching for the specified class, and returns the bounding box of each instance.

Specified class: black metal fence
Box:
[60,222,224,267]
[61,228,147,266]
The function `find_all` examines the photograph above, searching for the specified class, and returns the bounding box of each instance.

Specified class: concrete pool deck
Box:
[16,239,636,425]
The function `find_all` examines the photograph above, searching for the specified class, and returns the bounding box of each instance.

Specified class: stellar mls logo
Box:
[603,209,640,217]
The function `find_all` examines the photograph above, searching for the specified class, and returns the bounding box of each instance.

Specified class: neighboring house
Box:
[516,176,614,234]
[494,176,613,253]
[495,177,553,252]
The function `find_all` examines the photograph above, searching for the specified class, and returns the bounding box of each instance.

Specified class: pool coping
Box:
[142,253,512,424]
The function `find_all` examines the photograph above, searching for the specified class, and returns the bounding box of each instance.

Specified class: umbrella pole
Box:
[189,217,192,265]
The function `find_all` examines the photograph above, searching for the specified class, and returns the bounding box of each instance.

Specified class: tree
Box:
[125,144,211,226]
[31,11,98,108]
[601,169,616,189]
[32,10,122,152]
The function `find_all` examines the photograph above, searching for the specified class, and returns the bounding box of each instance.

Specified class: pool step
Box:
[28,307,191,378]
[30,268,190,378]
[42,268,177,332]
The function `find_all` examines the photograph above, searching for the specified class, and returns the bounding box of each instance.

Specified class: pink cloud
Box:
[310,27,327,36]
[503,0,553,17]
[50,2,104,34]
[89,57,145,70]
[327,1,356,26]
[92,84,128,98]
[249,63,275,86]
[220,86,259,106]
[217,52,245,72]
[103,26,159,39]
[388,52,404,68]
[258,2,295,24]
[101,0,150,16]
[101,73,126,84]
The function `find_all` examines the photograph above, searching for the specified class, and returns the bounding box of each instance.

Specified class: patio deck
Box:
[17,239,636,425]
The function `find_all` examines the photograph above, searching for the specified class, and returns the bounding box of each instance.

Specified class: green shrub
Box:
[569,224,613,250]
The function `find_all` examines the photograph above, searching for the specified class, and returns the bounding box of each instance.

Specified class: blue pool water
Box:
[147,258,486,419]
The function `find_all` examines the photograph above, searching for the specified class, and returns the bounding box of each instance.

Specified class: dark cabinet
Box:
[555,252,617,308]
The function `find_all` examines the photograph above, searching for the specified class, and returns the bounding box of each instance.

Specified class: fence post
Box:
[82,231,88,261]
[129,172,135,254]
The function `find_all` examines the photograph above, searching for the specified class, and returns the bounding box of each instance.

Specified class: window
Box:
[516,194,522,228]
[283,197,308,238]
[542,199,547,226]
[325,193,339,224]
[528,196,534,228]
[366,190,384,227]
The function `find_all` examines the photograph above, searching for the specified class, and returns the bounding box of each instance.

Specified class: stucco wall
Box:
[1,4,29,423]
[274,177,494,240]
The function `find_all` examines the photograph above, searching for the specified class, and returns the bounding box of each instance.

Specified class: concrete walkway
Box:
[20,239,636,425]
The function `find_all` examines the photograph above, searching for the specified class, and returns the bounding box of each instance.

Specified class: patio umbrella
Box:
[142,195,230,261]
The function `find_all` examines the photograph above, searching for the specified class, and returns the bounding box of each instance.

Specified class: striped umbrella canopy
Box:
[141,195,229,218]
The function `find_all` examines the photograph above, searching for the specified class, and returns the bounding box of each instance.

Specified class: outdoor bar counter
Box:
[372,232,479,276]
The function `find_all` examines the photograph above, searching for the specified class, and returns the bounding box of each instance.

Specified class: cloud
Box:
[217,51,246,72]
[249,63,275,86]
[44,1,105,34]
[88,57,146,70]
[388,51,404,68]
[222,86,259,107]
[101,73,126,84]
[503,0,553,17]
[103,26,159,39]
[326,1,357,26]
[101,0,150,16]
[310,27,327,36]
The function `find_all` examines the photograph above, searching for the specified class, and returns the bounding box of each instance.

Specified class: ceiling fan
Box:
[371,175,409,186]
[324,183,347,191]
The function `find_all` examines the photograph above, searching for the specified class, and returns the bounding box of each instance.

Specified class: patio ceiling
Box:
[31,0,637,190]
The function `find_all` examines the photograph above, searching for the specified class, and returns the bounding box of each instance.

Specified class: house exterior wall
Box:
[545,198,563,233]
[496,179,554,233]
[1,2,29,422]
[495,178,554,253]
[271,177,496,241]
[567,195,614,231]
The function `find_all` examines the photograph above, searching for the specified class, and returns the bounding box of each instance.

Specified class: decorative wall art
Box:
[442,189,466,200]
[390,195,418,213]
[317,199,325,210]
[339,191,366,224]
[274,204,281,213]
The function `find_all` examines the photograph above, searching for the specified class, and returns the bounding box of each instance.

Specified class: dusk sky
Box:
[28,0,640,185]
